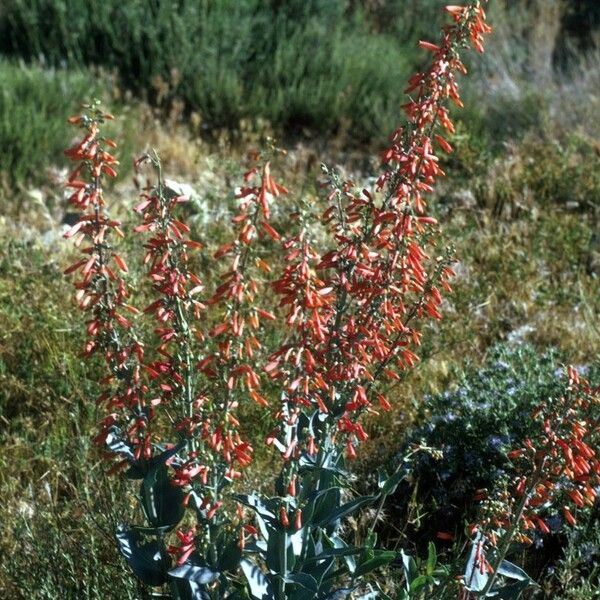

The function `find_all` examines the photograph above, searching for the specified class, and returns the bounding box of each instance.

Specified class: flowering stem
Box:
[479,468,540,597]
[151,151,197,454]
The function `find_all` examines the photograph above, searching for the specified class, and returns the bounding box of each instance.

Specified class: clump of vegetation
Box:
[53,6,498,598]
[0,0,419,141]
[0,60,100,189]
[0,240,136,598]
[387,345,592,537]
[551,512,600,599]
[1,1,600,599]
[376,344,599,598]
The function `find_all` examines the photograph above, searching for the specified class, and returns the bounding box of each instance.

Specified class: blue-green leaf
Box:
[139,463,185,530]
[325,533,356,574]
[281,572,318,594]
[170,578,211,600]
[245,540,268,554]
[106,428,135,461]
[115,526,167,586]
[303,546,361,564]
[378,466,406,496]
[302,487,338,526]
[400,550,418,590]
[168,564,220,584]
[237,493,276,521]
[266,528,295,574]
[316,495,376,528]
[148,442,185,469]
[241,559,273,600]
[353,550,397,578]
[497,560,532,582]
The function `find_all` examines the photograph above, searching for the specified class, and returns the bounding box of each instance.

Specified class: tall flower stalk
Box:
[64,128,287,595]
[63,101,150,470]
[238,3,492,598]
[268,1,491,463]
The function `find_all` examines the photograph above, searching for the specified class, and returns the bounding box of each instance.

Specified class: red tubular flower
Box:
[563,506,576,527]
[132,155,235,535]
[198,154,288,472]
[471,365,599,587]
[63,102,151,468]
[131,150,291,559]
[279,506,290,528]
[267,2,492,464]
[168,527,197,565]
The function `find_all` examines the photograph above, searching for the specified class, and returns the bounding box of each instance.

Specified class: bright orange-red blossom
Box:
[267,2,491,462]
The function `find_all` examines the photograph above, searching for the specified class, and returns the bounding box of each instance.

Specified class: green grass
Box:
[0,241,139,598]
[0,59,102,189]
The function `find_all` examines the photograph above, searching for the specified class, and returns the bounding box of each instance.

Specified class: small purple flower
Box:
[487,436,504,450]
[546,514,562,532]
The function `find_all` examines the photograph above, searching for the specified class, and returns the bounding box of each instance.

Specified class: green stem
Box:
[153,151,197,454]
[479,469,540,597]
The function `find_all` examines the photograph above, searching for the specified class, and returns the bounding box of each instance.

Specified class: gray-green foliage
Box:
[0,59,100,186]
[386,344,600,598]
[0,0,416,141]
[392,344,597,542]
[238,446,396,600]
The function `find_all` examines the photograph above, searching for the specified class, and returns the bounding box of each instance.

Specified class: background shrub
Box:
[0,0,417,141]
[2,0,597,146]
[0,59,100,189]
[551,512,600,599]
[2,0,596,201]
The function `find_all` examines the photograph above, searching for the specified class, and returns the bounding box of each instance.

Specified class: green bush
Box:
[469,132,600,219]
[0,59,100,189]
[0,0,418,141]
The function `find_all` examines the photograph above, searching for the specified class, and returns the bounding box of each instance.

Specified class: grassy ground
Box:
[1,1,599,597]
[0,115,598,596]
